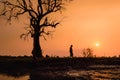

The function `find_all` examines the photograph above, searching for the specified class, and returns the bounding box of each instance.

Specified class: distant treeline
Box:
[0,55,120,58]
[0,55,32,58]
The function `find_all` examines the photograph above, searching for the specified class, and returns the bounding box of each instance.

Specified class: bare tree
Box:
[81,48,94,58]
[0,0,72,60]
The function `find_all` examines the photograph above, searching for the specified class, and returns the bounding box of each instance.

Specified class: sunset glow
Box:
[95,42,100,47]
[0,0,120,57]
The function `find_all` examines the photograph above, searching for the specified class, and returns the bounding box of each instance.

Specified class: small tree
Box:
[119,55,120,58]
[0,0,72,60]
[81,48,94,58]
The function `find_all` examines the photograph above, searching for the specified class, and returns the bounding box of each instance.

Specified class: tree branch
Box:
[40,28,54,40]
[40,17,59,28]
[0,0,72,40]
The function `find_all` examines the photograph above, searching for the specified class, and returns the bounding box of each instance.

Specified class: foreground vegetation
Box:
[0,56,120,79]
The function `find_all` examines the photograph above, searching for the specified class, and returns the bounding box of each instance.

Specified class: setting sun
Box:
[95,42,100,47]
[1,0,120,57]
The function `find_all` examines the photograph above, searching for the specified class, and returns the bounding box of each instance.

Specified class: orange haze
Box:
[0,0,120,57]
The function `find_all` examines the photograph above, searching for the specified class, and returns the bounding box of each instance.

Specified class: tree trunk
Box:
[32,33,43,60]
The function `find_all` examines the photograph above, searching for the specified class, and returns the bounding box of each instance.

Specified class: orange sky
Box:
[0,0,120,57]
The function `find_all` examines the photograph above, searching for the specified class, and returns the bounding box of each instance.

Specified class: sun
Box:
[95,42,100,47]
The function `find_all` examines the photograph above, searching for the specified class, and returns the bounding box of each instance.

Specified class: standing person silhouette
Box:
[69,45,73,57]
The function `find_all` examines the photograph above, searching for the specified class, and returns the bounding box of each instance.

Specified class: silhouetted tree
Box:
[0,0,72,61]
[69,45,73,57]
[81,48,94,58]
[45,54,49,58]
[119,55,120,58]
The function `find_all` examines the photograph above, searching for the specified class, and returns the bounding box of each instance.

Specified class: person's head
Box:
[71,45,73,47]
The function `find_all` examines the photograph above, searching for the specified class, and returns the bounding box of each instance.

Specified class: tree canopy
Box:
[0,0,72,59]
